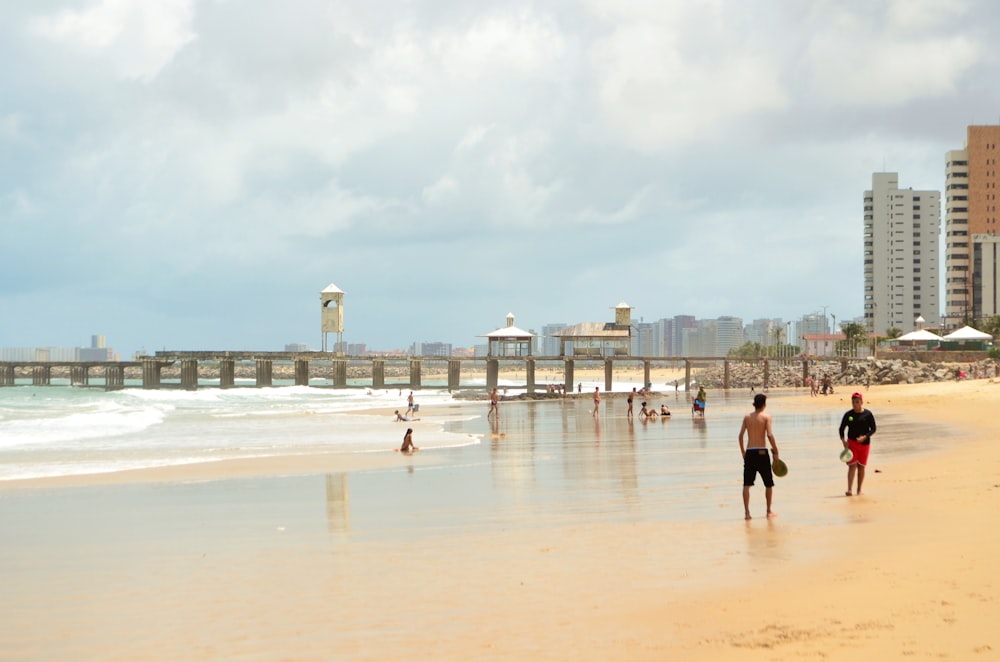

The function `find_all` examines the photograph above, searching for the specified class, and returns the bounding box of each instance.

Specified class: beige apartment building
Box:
[944,125,1000,325]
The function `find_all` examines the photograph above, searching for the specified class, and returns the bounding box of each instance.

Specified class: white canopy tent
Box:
[942,325,993,341]
[896,329,943,342]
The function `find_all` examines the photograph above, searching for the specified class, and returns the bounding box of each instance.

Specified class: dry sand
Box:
[2,379,998,660]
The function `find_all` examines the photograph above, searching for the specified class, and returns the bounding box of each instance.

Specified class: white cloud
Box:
[590,19,788,150]
[804,34,980,106]
[422,176,459,205]
[32,0,195,81]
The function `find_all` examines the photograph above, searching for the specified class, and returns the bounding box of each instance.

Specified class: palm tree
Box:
[837,322,868,357]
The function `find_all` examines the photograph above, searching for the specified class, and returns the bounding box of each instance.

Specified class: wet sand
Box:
[1,379,998,659]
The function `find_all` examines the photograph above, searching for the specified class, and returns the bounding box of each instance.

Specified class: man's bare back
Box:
[739,410,775,450]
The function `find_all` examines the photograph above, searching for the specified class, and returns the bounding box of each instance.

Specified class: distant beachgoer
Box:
[839,392,876,496]
[639,401,651,418]
[394,410,418,422]
[696,385,706,403]
[406,391,415,415]
[592,387,601,416]
[627,387,636,417]
[399,428,418,453]
[660,404,671,417]
[578,382,582,393]
[674,380,679,393]
[487,388,499,418]
[739,393,779,520]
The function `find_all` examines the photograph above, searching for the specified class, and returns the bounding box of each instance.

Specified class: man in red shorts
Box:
[839,392,877,496]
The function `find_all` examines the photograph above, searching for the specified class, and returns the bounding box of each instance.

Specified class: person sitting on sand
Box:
[639,402,657,418]
[660,404,671,417]
[399,428,418,453]
[394,410,419,422]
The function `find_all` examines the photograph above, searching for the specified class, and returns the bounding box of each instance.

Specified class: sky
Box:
[3,0,1000,355]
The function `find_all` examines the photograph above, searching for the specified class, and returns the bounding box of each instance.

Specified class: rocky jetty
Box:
[693,357,998,389]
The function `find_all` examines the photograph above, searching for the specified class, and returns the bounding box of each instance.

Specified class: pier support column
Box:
[332,359,347,388]
[486,358,499,390]
[802,360,809,388]
[0,364,14,386]
[181,359,199,390]
[526,359,536,394]
[71,365,90,386]
[256,360,273,387]
[105,365,125,390]
[294,360,310,386]
[723,360,730,390]
[763,360,770,389]
[220,360,235,388]
[448,360,461,390]
[32,366,52,386]
[372,360,385,389]
[643,360,651,391]
[564,359,575,393]
[409,360,422,389]
[142,360,162,389]
[604,359,613,392]
[684,360,691,393]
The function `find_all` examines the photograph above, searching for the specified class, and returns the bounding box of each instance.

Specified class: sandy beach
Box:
[1,378,998,660]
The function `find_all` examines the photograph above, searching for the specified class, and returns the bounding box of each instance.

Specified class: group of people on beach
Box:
[625,387,672,419]
[739,391,876,520]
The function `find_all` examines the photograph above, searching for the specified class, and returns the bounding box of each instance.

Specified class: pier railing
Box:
[1,352,864,392]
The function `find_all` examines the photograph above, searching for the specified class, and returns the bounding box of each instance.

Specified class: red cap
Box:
[851,392,863,401]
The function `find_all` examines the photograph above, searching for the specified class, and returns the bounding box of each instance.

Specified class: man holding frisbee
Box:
[738,393,780,520]
[839,392,877,496]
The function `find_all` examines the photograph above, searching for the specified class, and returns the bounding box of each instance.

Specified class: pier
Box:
[0,352,860,392]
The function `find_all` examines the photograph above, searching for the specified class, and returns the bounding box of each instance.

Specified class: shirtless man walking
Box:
[738,393,780,520]
[592,387,601,417]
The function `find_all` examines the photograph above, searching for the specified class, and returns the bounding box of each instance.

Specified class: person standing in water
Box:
[592,387,601,417]
[738,393,779,520]
[839,392,876,496]
[487,388,499,418]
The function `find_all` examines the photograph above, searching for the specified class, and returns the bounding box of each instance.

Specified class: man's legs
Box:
[765,486,774,517]
[743,485,752,520]
[856,465,866,494]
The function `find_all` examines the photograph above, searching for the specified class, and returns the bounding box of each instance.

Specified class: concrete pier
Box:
[0,354,856,393]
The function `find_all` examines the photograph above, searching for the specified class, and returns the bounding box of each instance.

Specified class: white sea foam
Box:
[0,385,479,480]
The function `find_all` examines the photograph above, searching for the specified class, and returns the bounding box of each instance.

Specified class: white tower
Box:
[320,283,345,354]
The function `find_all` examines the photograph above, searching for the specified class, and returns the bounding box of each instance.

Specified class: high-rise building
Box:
[864,172,941,334]
[944,125,1000,325]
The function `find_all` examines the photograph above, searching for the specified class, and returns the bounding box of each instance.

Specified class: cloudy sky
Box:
[2,0,999,355]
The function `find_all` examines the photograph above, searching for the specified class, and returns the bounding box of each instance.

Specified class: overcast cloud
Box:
[2,0,999,354]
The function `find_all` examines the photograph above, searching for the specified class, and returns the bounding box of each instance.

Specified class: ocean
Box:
[1,379,943,525]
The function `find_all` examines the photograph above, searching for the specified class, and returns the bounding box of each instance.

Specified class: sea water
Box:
[0,381,948,534]
[0,383,477,481]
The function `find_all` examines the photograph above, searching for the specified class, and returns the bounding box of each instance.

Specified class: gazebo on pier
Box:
[481,313,536,356]
[550,301,632,357]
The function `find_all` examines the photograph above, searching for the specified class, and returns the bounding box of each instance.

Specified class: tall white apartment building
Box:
[864,173,941,334]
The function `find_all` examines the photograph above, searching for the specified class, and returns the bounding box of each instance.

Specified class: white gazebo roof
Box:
[897,329,943,342]
[483,325,535,339]
[321,283,344,294]
[943,325,992,341]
